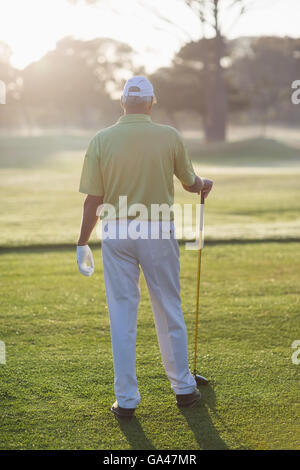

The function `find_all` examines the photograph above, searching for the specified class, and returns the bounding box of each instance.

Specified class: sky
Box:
[0,0,299,72]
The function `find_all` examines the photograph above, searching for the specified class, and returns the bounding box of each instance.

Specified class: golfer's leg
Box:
[138,236,196,395]
[102,239,141,408]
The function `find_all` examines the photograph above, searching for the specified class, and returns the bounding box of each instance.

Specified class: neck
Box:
[124,110,151,116]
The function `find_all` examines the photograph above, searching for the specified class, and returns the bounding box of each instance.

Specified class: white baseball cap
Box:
[122,76,157,103]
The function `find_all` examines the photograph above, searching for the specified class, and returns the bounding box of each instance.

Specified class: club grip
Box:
[201,191,205,204]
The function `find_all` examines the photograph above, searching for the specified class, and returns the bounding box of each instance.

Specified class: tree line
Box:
[0,35,299,140]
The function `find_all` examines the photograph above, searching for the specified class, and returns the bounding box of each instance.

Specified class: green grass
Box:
[0,131,299,449]
[188,137,300,167]
[0,242,299,450]
[0,134,300,247]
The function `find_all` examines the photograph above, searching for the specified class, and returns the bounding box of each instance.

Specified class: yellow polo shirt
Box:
[79,114,196,220]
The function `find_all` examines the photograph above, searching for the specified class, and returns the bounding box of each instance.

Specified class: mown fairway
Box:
[0,131,300,449]
[0,243,299,449]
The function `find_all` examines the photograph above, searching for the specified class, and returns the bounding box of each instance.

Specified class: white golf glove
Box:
[77,245,94,277]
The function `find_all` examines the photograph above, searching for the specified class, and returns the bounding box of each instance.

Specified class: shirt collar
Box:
[118,114,152,124]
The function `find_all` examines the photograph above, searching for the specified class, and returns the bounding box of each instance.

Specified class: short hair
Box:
[123,95,152,106]
[122,86,153,111]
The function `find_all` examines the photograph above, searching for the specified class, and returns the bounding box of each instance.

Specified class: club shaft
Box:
[193,246,202,375]
[193,191,205,376]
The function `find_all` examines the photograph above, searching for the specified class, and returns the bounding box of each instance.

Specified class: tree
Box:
[148,0,261,141]
[151,63,205,126]
[0,41,23,127]
[79,0,262,141]
[231,36,300,131]
[151,37,248,129]
[21,37,135,128]
[0,41,22,102]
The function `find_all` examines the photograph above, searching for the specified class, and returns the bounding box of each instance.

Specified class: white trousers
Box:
[101,221,196,408]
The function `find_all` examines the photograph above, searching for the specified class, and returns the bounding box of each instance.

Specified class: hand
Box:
[201,178,214,199]
[77,245,94,276]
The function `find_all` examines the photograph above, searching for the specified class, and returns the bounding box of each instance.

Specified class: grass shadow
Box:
[180,384,249,450]
[116,417,156,450]
[1,238,299,255]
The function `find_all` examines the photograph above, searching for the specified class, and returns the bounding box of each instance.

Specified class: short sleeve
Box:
[79,135,104,197]
[173,131,196,186]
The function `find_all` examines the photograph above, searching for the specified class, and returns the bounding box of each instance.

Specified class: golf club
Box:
[193,190,209,387]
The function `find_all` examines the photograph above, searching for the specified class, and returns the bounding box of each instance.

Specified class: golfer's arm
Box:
[182,175,204,193]
[77,195,103,246]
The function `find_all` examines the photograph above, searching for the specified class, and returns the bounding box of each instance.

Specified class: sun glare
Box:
[1,0,300,72]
